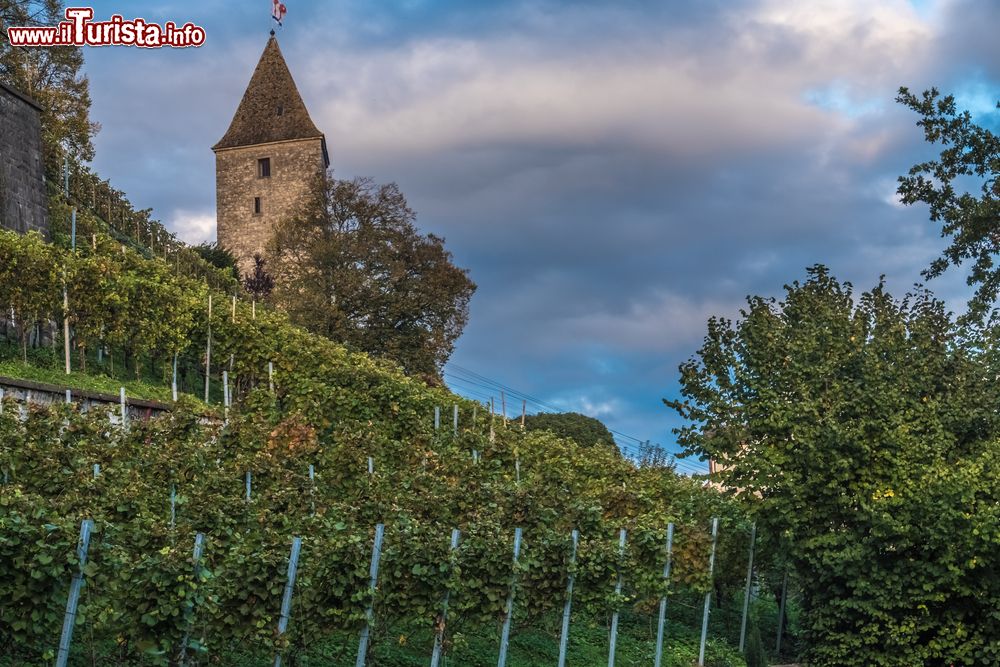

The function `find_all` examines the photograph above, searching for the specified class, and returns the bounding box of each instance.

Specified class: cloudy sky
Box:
[79,0,998,471]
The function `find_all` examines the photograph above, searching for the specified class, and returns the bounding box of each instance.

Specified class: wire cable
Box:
[444,363,708,475]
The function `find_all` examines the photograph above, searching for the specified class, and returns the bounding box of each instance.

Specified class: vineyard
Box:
[0,223,795,665]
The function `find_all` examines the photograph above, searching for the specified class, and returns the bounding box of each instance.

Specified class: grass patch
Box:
[0,358,179,404]
[215,611,748,667]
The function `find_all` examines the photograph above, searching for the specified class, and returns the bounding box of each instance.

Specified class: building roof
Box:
[213,35,327,161]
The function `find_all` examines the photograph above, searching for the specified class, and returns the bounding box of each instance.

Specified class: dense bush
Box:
[672,266,1000,666]
[0,394,748,664]
[0,227,753,664]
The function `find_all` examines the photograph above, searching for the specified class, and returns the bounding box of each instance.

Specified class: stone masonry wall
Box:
[0,84,48,237]
[215,137,326,274]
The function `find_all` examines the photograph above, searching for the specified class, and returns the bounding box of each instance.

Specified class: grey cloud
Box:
[78,0,995,465]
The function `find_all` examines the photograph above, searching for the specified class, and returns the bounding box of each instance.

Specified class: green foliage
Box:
[195,241,240,282]
[0,226,751,663]
[0,358,176,402]
[0,0,97,165]
[896,87,1000,316]
[47,173,238,292]
[269,175,476,380]
[0,231,57,360]
[523,411,618,452]
[0,395,747,664]
[670,265,1000,666]
[744,615,766,667]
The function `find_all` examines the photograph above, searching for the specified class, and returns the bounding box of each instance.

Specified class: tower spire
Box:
[213,35,327,166]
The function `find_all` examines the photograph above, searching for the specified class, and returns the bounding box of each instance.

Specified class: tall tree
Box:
[0,0,98,167]
[669,265,1000,666]
[897,87,1000,316]
[269,175,475,379]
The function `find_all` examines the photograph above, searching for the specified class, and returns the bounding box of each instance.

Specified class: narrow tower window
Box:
[253,197,262,215]
[257,157,271,179]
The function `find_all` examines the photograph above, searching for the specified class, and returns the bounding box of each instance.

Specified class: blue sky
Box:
[77,0,999,471]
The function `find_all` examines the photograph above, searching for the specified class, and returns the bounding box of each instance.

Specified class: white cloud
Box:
[548,393,621,419]
[168,209,216,245]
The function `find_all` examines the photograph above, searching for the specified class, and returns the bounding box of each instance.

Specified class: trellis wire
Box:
[170,485,177,531]
[557,529,579,667]
[356,523,386,667]
[179,532,206,664]
[698,518,720,666]
[430,528,461,667]
[739,523,757,652]
[62,280,70,375]
[273,536,303,667]
[497,527,522,667]
[607,528,627,666]
[119,387,127,430]
[222,370,230,421]
[204,295,212,403]
[55,519,94,667]
[653,523,675,667]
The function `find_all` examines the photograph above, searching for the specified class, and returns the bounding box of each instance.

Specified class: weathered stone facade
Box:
[0,82,48,237]
[215,137,326,270]
[214,35,328,274]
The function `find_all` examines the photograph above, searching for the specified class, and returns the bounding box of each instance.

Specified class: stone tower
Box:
[213,34,329,273]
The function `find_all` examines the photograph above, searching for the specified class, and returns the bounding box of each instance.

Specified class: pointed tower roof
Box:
[213,35,328,164]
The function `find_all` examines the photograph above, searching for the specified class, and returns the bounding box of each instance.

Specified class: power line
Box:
[444,368,707,475]
[444,363,707,475]
[445,366,705,473]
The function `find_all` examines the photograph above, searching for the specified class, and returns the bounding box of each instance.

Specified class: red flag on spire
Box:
[272,0,287,26]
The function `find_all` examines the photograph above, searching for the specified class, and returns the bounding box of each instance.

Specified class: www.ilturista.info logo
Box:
[6,7,206,48]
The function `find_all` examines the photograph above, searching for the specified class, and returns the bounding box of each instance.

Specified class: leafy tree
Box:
[668,265,1000,666]
[897,87,1000,316]
[193,242,239,281]
[242,253,274,301]
[0,0,98,166]
[522,411,618,452]
[269,175,475,379]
